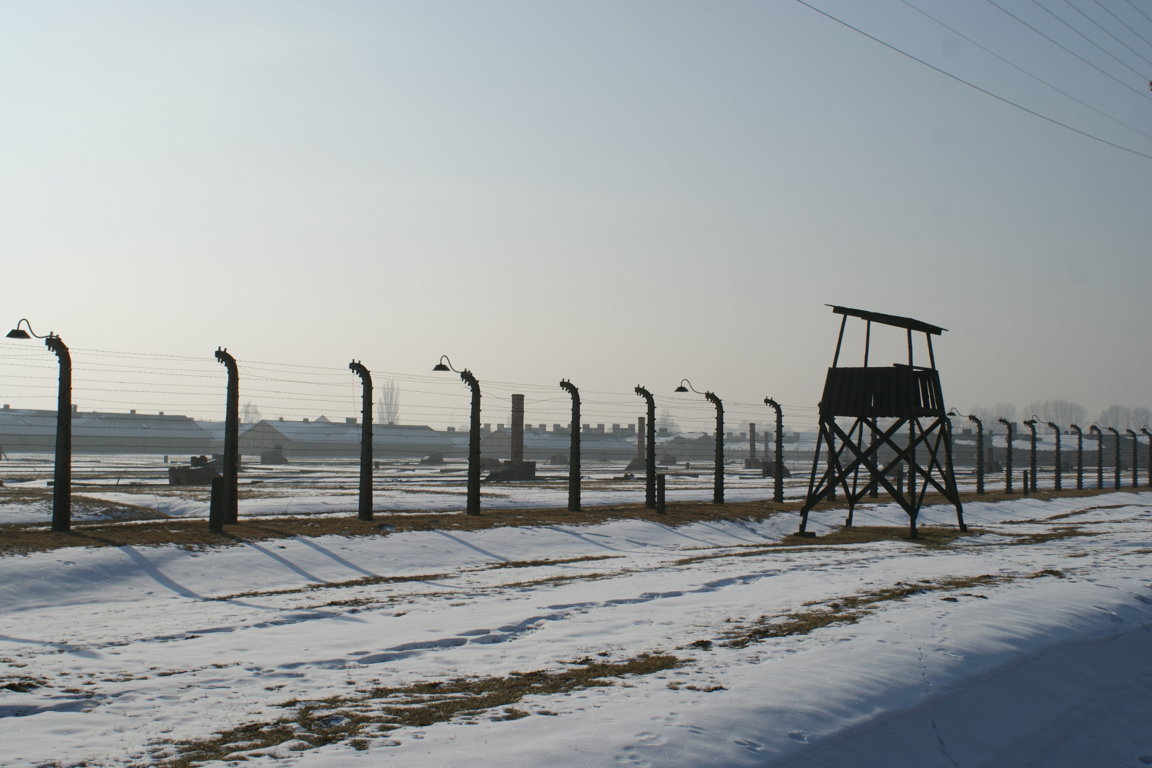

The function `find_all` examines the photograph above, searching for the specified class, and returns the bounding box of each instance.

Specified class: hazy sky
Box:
[2,0,1151,431]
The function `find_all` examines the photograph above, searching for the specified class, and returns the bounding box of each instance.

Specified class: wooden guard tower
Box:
[799,305,966,538]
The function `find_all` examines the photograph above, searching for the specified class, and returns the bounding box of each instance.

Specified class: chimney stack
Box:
[511,394,525,466]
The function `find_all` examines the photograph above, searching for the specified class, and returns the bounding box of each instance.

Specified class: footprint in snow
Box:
[635,731,665,746]
[614,747,651,767]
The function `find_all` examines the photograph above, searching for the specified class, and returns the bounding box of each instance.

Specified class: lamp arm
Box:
[676,378,704,395]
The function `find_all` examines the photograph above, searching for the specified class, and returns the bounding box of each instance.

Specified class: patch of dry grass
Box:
[499,571,616,590]
[487,554,618,569]
[782,525,974,548]
[2,676,47,692]
[151,653,683,767]
[717,571,1058,649]
[208,572,455,602]
[0,486,169,523]
[1047,503,1136,521]
[1003,527,1096,546]
[672,525,978,568]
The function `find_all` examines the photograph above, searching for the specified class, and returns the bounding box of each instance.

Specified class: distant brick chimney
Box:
[511,394,525,466]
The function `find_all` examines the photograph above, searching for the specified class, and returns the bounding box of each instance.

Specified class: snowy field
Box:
[2,472,1150,767]
[0,451,1078,524]
[0,453,822,524]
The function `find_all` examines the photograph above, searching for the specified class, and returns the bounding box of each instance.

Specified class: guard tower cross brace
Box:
[798,305,966,538]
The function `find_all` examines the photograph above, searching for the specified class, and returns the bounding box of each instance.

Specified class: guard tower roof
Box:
[827,305,947,336]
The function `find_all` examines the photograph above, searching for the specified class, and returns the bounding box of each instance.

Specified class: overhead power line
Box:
[1121,0,1152,30]
[1087,0,1152,63]
[991,0,1152,101]
[900,0,1152,143]
[1035,0,1152,77]
[794,0,1152,162]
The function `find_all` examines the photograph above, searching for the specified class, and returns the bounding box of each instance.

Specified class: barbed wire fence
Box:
[2,337,1149,530]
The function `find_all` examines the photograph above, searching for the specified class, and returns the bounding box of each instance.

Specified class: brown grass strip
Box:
[151,653,682,767]
[721,573,1010,648]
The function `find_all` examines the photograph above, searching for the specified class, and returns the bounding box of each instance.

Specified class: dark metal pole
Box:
[6,321,72,531]
[208,475,225,533]
[706,391,724,505]
[998,418,1014,494]
[988,428,997,481]
[46,336,72,532]
[1107,427,1121,489]
[1070,424,1083,490]
[349,361,373,521]
[560,380,581,511]
[462,370,481,515]
[634,386,656,509]
[946,408,964,495]
[1046,422,1062,491]
[1024,419,1038,492]
[969,414,985,495]
[1090,425,1103,489]
[1142,428,1152,489]
[215,348,240,525]
[434,356,482,515]
[1127,429,1138,487]
[764,397,784,503]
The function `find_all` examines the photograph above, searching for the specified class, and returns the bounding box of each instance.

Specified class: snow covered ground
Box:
[2,490,1150,767]
[0,453,820,524]
[0,451,1063,525]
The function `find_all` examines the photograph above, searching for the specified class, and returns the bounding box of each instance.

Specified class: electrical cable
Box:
[1039,0,1152,76]
[1120,0,1152,29]
[1085,0,1152,65]
[900,0,1152,142]
[991,0,1152,99]
[794,0,1152,162]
